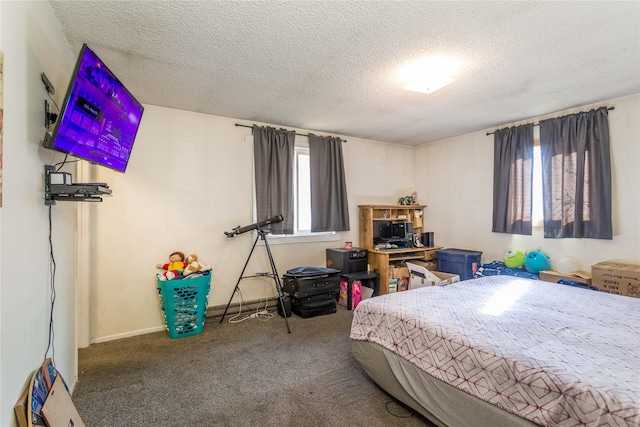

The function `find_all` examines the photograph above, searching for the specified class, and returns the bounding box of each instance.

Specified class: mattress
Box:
[350,276,640,427]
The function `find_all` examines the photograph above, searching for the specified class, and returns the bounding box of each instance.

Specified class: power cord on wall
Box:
[44,206,57,365]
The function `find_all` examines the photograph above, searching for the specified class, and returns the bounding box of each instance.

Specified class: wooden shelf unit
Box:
[359,204,426,249]
[359,204,441,295]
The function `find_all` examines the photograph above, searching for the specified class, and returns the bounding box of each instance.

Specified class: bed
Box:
[350,276,640,427]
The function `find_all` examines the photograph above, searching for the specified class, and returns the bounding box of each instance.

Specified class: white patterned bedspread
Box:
[350,276,640,426]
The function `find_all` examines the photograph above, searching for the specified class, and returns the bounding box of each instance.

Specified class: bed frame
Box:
[352,340,538,427]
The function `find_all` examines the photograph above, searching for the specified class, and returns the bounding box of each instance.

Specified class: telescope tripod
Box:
[220,228,291,333]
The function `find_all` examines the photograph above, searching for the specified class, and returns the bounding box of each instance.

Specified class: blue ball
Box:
[524,251,551,273]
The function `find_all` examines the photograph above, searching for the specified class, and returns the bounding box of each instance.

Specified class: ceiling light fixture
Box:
[400,56,460,94]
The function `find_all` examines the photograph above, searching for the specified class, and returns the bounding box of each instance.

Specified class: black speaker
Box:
[421,232,434,247]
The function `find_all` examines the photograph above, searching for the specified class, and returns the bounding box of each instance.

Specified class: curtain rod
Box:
[235,123,346,142]
[486,106,614,136]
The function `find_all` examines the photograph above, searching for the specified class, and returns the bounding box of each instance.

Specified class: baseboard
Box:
[90,298,279,344]
[91,325,166,344]
[206,297,278,320]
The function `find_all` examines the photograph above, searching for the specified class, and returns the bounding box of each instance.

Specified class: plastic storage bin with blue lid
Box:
[436,248,482,281]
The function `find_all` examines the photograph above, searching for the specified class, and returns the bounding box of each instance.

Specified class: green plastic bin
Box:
[156,273,211,339]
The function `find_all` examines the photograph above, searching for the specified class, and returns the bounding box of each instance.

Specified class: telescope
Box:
[224,215,284,237]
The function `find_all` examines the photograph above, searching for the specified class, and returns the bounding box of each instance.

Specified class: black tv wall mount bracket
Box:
[44,100,57,128]
[44,165,112,205]
[42,72,57,128]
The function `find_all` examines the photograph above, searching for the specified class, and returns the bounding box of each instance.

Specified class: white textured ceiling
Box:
[50,1,640,145]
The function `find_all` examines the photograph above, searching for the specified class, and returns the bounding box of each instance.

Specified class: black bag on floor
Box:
[285,266,340,277]
[291,298,336,318]
[282,267,340,299]
[292,291,338,308]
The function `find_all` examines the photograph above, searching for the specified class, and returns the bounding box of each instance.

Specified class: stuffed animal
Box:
[156,251,188,281]
[524,250,551,274]
[183,254,212,277]
[504,249,525,268]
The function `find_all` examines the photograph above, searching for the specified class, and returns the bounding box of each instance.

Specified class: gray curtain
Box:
[253,126,295,235]
[492,124,534,235]
[539,107,612,239]
[308,134,350,232]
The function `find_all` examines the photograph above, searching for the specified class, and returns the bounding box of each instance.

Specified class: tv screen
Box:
[43,44,144,173]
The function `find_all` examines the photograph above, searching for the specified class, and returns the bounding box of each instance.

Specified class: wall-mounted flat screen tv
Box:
[43,43,144,173]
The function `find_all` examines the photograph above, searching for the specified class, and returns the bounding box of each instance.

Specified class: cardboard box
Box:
[409,259,437,271]
[42,376,86,427]
[390,265,410,279]
[592,261,640,298]
[390,265,410,292]
[539,269,592,285]
[406,262,460,289]
[13,387,28,427]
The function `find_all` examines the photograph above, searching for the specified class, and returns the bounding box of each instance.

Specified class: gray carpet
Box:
[73,305,434,426]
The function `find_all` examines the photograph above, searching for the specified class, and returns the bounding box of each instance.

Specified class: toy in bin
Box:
[183,254,212,276]
[156,251,188,281]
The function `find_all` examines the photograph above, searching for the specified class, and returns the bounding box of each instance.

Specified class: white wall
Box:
[0,1,78,426]
[414,94,640,270]
[90,105,415,341]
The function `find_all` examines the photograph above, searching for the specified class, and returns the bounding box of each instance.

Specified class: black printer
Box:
[326,248,368,273]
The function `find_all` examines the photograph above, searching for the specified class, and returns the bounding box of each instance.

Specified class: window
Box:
[494,107,611,238]
[532,140,543,227]
[538,107,611,239]
[512,134,601,230]
[295,146,311,232]
[267,140,338,244]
